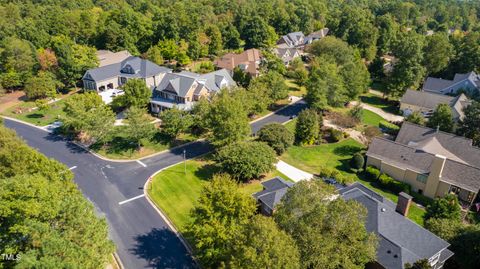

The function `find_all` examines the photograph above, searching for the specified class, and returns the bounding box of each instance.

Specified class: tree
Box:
[257,123,294,155]
[60,92,115,143]
[387,32,426,97]
[260,51,286,75]
[307,36,355,66]
[37,48,58,72]
[288,57,308,86]
[427,104,454,132]
[215,141,276,182]
[425,194,461,221]
[124,107,156,148]
[295,109,320,145]
[423,33,453,75]
[24,71,60,100]
[241,16,277,49]
[143,45,164,65]
[187,174,257,267]
[341,58,371,100]
[350,153,365,170]
[206,91,250,147]
[405,259,432,269]
[306,59,347,109]
[349,104,363,121]
[0,37,37,88]
[159,107,193,139]
[406,111,426,125]
[249,71,288,102]
[451,32,480,74]
[205,24,223,55]
[229,215,300,269]
[233,66,251,88]
[121,78,151,108]
[275,180,377,269]
[457,101,480,146]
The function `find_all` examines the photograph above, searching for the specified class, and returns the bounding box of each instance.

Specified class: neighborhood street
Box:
[3,99,307,269]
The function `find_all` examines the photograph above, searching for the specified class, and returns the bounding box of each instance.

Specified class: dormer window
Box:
[121,63,137,74]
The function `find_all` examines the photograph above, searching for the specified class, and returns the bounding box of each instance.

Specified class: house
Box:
[400,89,471,120]
[150,69,235,112]
[303,28,329,45]
[82,56,171,92]
[339,183,453,269]
[96,50,132,67]
[272,47,302,65]
[366,122,480,207]
[276,32,305,48]
[253,177,294,216]
[422,72,480,96]
[213,49,263,77]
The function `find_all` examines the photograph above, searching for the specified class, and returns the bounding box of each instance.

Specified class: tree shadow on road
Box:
[130,228,194,269]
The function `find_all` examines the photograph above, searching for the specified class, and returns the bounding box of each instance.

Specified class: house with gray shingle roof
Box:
[339,183,453,269]
[276,32,305,48]
[253,177,294,216]
[422,71,480,96]
[366,122,480,207]
[400,89,471,120]
[150,69,235,112]
[82,56,171,92]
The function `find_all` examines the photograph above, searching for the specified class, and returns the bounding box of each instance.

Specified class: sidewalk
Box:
[276,160,313,182]
[351,101,404,122]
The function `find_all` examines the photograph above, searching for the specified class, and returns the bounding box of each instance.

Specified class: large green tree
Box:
[295,108,321,145]
[215,141,276,182]
[187,174,257,267]
[275,180,377,269]
[159,106,193,139]
[427,104,455,132]
[249,71,288,102]
[121,78,152,108]
[24,71,60,100]
[257,123,294,155]
[425,194,461,221]
[423,33,453,75]
[241,16,277,49]
[0,37,37,89]
[124,106,156,148]
[228,215,300,269]
[307,59,347,109]
[457,101,480,147]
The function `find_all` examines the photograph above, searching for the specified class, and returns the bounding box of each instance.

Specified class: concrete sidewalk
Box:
[276,160,313,182]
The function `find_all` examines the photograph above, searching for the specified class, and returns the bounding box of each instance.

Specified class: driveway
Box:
[276,160,313,182]
[3,99,307,269]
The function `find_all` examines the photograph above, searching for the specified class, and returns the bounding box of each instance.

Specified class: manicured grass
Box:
[279,139,426,226]
[91,125,197,160]
[361,109,384,127]
[147,157,293,232]
[2,99,67,126]
[284,118,297,133]
[286,79,306,97]
[359,93,399,114]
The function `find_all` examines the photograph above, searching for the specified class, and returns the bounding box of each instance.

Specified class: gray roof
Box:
[396,122,480,167]
[339,183,452,269]
[304,28,329,44]
[422,71,480,94]
[277,32,305,47]
[273,48,301,63]
[83,56,171,82]
[155,72,197,97]
[253,177,294,210]
[400,90,471,119]
[198,69,236,93]
[367,136,480,192]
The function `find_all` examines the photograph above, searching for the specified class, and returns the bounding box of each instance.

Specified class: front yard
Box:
[2,99,67,126]
[147,157,292,232]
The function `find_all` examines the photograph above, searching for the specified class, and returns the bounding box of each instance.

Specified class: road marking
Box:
[118,194,145,205]
[69,166,77,170]
[136,160,147,167]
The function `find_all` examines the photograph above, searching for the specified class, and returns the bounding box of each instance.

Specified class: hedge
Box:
[365,166,381,180]
[378,173,411,194]
[379,120,400,135]
[319,167,354,185]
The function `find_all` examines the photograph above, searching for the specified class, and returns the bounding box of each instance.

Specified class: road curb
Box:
[249,97,303,124]
[112,252,124,269]
[0,115,50,133]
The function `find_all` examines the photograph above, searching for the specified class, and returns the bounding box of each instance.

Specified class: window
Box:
[416,174,428,184]
[450,186,460,194]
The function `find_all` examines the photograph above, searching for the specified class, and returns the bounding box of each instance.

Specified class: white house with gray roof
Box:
[150,69,235,112]
[422,71,480,96]
[340,183,453,269]
[400,89,471,120]
[82,56,171,92]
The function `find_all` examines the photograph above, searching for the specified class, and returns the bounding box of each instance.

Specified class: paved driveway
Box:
[3,99,307,269]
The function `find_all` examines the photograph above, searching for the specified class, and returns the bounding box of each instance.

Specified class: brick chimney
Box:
[396,192,413,217]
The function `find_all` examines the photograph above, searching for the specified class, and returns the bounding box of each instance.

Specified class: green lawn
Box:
[286,79,306,97]
[147,157,293,232]
[361,109,384,127]
[279,138,426,226]
[2,99,67,126]
[91,126,197,160]
[359,93,399,115]
[284,118,297,133]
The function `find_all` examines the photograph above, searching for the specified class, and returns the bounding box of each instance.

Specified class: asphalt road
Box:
[3,99,307,269]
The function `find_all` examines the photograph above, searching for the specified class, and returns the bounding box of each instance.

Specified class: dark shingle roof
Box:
[422,72,480,94]
[400,90,454,110]
[253,177,294,210]
[339,183,452,269]
[83,56,171,82]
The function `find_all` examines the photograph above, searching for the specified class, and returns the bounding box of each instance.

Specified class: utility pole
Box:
[183,149,187,175]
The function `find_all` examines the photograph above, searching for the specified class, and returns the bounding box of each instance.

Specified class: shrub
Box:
[363,126,382,141]
[379,120,400,135]
[365,166,380,180]
[295,109,320,145]
[378,173,393,185]
[378,173,411,193]
[257,123,294,155]
[215,141,276,182]
[318,167,354,185]
[349,104,363,121]
[329,128,344,142]
[328,112,358,128]
[350,153,365,170]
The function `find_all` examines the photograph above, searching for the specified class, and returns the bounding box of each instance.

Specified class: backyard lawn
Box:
[360,92,399,114]
[286,79,306,97]
[279,138,427,226]
[361,109,384,127]
[1,99,67,126]
[147,157,292,232]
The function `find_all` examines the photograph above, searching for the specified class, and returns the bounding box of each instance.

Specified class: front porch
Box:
[150,98,195,114]
[448,185,478,210]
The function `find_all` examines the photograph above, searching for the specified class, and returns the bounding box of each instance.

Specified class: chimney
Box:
[396,192,413,217]
[424,154,446,198]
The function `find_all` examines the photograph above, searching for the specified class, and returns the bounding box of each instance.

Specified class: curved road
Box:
[3,100,307,269]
